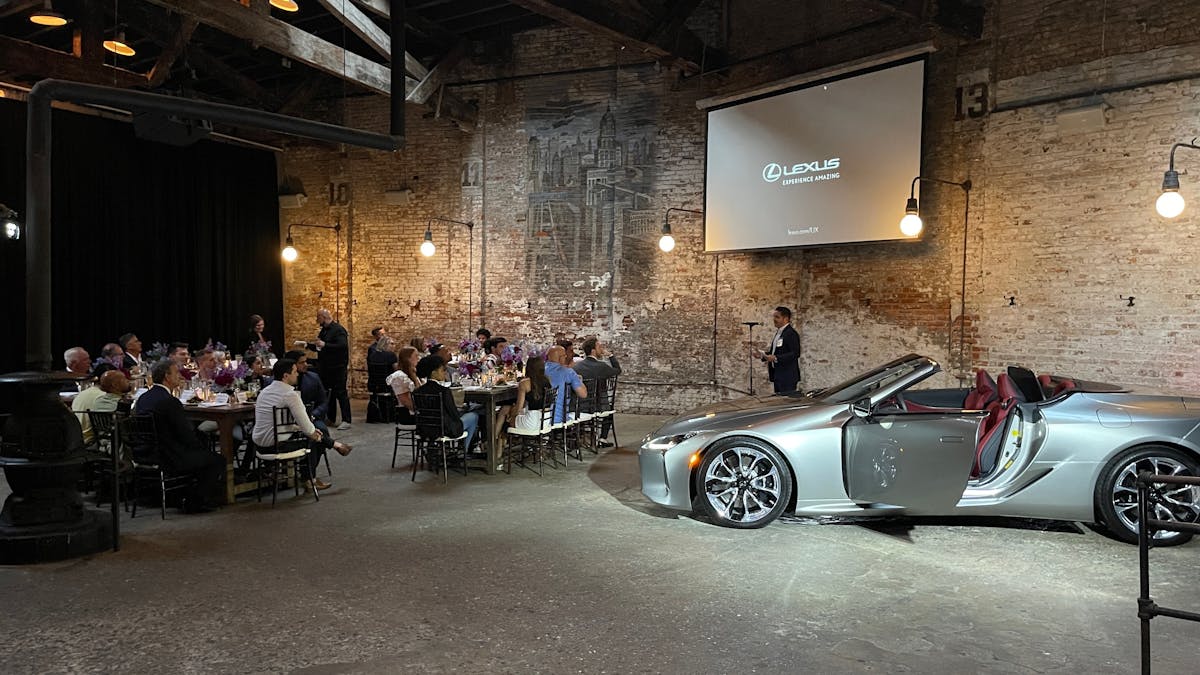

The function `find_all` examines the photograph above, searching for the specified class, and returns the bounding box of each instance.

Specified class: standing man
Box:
[302,309,351,430]
[753,306,800,394]
[573,337,621,447]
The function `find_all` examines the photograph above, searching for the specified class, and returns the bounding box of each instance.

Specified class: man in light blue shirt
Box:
[544,346,588,424]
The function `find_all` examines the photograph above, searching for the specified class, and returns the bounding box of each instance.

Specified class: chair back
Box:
[602,377,618,413]
[87,410,118,454]
[565,382,588,421]
[271,406,307,450]
[118,414,159,466]
[537,386,559,431]
[413,392,447,441]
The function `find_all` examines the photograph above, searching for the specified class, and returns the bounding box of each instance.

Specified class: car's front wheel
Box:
[692,438,793,529]
[1095,445,1200,545]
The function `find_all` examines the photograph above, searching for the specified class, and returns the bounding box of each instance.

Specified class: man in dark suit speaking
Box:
[752,306,800,394]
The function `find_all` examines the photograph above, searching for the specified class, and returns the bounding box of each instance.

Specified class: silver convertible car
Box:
[638,354,1200,545]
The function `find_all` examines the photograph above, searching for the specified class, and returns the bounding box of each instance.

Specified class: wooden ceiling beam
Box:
[147,16,200,88]
[0,35,147,88]
[507,0,722,74]
[186,43,282,109]
[140,0,476,125]
[407,39,466,105]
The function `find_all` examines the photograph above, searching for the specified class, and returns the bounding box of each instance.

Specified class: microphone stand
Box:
[742,321,761,395]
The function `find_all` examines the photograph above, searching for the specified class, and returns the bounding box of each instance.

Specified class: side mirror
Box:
[850,398,872,419]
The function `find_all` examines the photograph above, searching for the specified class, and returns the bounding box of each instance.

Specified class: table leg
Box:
[486,398,497,475]
[218,418,236,504]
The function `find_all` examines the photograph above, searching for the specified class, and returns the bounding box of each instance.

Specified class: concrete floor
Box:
[2,405,1198,674]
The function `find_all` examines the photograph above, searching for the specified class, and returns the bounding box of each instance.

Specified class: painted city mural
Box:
[522,81,661,316]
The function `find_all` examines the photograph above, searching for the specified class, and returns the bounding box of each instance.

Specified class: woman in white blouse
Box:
[386,346,423,424]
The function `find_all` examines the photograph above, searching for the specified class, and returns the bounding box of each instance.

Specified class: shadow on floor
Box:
[778,513,1088,542]
[586,447,683,521]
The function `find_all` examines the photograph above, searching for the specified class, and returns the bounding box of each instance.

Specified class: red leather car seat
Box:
[1037,374,1053,397]
[964,369,997,410]
[1051,379,1077,397]
[972,375,1019,478]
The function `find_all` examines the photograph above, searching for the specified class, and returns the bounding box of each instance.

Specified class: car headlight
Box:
[644,431,699,452]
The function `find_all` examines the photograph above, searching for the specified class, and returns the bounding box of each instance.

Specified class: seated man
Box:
[194,348,217,382]
[132,360,226,514]
[413,354,479,452]
[483,336,508,368]
[169,342,190,369]
[545,345,588,424]
[572,337,621,448]
[93,343,125,375]
[252,358,352,492]
[72,369,131,445]
[285,349,329,422]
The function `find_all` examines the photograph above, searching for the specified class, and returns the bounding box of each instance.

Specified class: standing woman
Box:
[386,346,423,424]
[247,314,269,353]
[507,356,552,430]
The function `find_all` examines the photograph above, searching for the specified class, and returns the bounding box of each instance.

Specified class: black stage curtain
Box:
[0,98,283,374]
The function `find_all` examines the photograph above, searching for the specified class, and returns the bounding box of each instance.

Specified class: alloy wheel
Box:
[702,446,784,524]
[1111,455,1200,541]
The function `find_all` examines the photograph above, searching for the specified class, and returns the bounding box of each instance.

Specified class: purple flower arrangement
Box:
[213,361,250,389]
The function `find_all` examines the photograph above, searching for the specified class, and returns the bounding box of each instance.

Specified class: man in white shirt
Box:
[253,358,351,491]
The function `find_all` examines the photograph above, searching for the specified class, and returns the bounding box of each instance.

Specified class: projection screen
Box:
[704,59,926,253]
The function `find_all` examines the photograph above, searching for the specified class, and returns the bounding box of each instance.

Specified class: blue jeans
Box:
[461,411,479,451]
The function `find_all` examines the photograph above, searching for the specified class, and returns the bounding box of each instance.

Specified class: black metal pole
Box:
[1137,472,1152,675]
[25,80,397,370]
[390,0,405,142]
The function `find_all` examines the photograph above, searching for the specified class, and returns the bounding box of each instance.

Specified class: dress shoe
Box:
[597,440,615,448]
[307,478,332,491]
[333,442,353,456]
[337,421,352,431]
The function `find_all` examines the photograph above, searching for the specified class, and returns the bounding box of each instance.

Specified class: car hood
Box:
[647,393,821,438]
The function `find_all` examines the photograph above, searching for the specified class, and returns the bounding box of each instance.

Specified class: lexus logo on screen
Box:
[762,158,841,183]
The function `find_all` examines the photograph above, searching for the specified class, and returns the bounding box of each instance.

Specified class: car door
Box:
[843,409,988,512]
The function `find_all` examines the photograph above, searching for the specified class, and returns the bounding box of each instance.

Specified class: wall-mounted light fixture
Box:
[900,175,973,383]
[29,1,68,26]
[1121,295,1136,307]
[1,203,20,240]
[281,220,341,262]
[660,207,703,253]
[423,216,476,332]
[1156,138,1200,218]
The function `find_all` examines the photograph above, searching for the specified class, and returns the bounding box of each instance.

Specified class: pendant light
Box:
[29,1,68,27]
[103,0,134,57]
[270,0,300,11]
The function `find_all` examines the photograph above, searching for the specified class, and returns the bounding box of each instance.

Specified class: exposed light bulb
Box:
[281,245,298,262]
[3,220,19,240]
[1156,190,1185,218]
[658,234,676,252]
[420,240,436,257]
[899,213,923,237]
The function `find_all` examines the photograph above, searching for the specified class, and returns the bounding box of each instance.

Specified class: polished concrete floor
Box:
[2,405,1198,673]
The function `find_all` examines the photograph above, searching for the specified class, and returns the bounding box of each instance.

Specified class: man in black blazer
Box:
[133,360,226,512]
[299,308,352,429]
[573,337,621,447]
[412,355,479,451]
[754,306,801,394]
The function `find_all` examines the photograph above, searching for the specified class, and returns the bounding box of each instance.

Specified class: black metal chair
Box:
[594,376,619,448]
[121,414,193,519]
[256,406,319,506]
[87,410,128,509]
[392,419,418,469]
[504,386,558,476]
[413,392,467,484]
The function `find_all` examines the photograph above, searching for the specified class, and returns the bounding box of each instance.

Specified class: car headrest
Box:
[975,369,996,397]
[1052,379,1077,396]
[997,374,1020,401]
[1037,374,1052,389]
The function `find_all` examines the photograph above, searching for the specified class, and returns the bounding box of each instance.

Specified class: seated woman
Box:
[366,336,399,392]
[506,356,552,431]
[386,346,422,425]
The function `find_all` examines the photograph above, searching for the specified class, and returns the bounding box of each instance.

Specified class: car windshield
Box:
[796,354,935,404]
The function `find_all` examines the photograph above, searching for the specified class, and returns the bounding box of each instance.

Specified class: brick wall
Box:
[280,0,1200,413]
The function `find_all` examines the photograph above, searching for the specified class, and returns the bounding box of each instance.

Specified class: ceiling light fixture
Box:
[29,1,68,27]
[1156,139,1200,218]
[270,0,300,11]
[103,28,135,56]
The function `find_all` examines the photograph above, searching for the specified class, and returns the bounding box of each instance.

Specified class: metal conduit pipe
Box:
[390,0,405,140]
[24,79,399,370]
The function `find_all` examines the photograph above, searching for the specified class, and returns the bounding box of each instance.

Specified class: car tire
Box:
[1095,445,1200,546]
[692,437,793,529]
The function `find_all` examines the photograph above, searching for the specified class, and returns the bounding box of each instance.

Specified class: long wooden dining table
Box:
[452,383,519,474]
[182,402,256,504]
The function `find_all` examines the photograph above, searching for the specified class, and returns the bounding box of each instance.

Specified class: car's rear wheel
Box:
[692,437,792,529]
[1095,445,1200,545]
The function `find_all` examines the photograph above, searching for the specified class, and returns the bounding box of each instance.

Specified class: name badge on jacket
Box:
[775,338,783,347]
